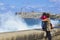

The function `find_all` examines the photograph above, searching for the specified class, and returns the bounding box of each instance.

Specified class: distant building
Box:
[16,12,60,19]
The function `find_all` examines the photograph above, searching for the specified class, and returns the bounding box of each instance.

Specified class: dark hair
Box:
[42,12,47,16]
[46,13,50,18]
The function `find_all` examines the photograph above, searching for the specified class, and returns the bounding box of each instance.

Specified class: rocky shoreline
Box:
[0,28,60,40]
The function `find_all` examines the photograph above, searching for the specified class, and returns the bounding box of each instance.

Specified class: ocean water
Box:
[0,12,60,32]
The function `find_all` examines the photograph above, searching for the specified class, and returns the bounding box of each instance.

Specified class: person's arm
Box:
[50,23,53,29]
[42,18,48,21]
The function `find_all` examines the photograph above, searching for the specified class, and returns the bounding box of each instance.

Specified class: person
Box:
[46,13,52,40]
[41,12,52,40]
[41,12,48,31]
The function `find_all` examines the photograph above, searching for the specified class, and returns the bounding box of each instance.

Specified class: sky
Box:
[0,0,60,32]
[0,0,60,13]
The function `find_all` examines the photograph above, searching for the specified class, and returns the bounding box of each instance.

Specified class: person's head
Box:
[41,12,47,19]
[46,13,50,18]
[42,12,47,16]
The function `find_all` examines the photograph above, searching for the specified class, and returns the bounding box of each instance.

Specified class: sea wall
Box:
[0,28,60,40]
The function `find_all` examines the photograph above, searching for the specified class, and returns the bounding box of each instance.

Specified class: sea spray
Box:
[0,12,59,32]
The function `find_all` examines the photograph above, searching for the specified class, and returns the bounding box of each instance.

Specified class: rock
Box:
[0,28,60,40]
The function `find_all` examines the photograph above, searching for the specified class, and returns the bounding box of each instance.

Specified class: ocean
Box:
[0,13,60,32]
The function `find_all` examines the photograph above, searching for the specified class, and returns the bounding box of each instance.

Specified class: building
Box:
[16,12,60,20]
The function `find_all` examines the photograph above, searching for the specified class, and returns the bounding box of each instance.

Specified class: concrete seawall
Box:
[0,28,60,40]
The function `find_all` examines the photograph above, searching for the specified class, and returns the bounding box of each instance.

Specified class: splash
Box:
[0,11,41,32]
[0,11,59,32]
[51,20,59,27]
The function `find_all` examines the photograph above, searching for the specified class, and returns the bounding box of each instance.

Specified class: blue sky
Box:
[0,0,60,14]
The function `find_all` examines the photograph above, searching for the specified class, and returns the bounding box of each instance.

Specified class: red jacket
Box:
[41,15,47,20]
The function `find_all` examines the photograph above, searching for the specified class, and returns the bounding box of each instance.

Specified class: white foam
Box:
[0,11,59,32]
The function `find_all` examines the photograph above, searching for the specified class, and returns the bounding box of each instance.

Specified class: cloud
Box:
[49,0,60,7]
[0,7,6,10]
[18,5,56,12]
[10,5,16,9]
[49,0,60,2]
[50,0,57,2]
[0,2,4,6]
[23,5,55,11]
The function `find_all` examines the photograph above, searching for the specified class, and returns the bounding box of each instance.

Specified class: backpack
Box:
[42,21,47,31]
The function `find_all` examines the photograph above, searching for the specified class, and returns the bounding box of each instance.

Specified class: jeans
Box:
[45,31,52,40]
